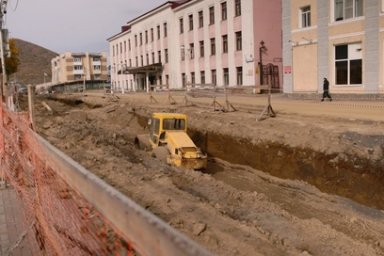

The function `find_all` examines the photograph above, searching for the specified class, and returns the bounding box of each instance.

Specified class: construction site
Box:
[1,88,383,255]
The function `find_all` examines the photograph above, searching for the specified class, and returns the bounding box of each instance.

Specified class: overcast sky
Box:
[5,0,164,54]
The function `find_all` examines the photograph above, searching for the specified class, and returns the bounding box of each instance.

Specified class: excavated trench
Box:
[188,129,384,210]
[39,96,384,210]
[134,108,384,210]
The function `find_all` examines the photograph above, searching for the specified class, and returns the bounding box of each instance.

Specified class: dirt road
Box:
[32,92,384,256]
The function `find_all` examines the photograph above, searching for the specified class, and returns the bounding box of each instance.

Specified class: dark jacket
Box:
[323,79,329,91]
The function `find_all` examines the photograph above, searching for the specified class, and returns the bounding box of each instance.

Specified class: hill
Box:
[9,38,58,86]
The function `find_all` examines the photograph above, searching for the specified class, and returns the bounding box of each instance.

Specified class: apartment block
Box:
[283,0,384,94]
[107,0,282,92]
[51,52,108,84]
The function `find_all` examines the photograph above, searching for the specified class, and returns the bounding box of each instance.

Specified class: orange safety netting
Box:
[0,101,136,255]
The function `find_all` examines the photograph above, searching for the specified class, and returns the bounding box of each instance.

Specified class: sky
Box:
[5,0,165,54]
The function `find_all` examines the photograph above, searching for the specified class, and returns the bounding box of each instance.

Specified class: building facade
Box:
[107,0,282,92]
[283,0,384,94]
[51,52,108,84]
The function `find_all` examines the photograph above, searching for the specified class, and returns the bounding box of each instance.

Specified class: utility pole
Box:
[83,67,86,93]
[0,0,8,105]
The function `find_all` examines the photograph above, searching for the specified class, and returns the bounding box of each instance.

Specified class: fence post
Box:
[27,84,35,130]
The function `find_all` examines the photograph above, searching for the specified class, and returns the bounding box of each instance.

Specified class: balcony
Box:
[73,69,84,75]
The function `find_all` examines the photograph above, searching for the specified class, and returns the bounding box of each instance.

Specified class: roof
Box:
[120,63,163,75]
[152,112,187,120]
[107,1,194,41]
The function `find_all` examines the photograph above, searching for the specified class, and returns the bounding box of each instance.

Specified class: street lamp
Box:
[258,41,267,85]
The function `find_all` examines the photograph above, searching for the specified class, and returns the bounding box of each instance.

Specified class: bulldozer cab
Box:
[149,113,187,147]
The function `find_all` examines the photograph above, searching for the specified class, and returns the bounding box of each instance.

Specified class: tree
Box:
[4,38,20,75]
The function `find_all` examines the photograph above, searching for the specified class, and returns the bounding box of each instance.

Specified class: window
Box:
[151,28,154,42]
[73,57,81,62]
[200,71,205,84]
[74,65,82,70]
[159,76,162,85]
[300,6,311,28]
[334,0,363,21]
[128,39,131,50]
[112,45,115,56]
[135,57,138,66]
[189,14,194,31]
[152,52,155,63]
[222,35,228,53]
[120,43,122,53]
[124,41,126,52]
[181,45,185,61]
[198,11,204,28]
[209,6,215,25]
[165,49,168,63]
[141,55,143,66]
[211,69,217,85]
[210,38,216,55]
[182,73,186,87]
[221,2,227,21]
[163,118,185,130]
[235,31,242,51]
[335,43,362,85]
[199,41,204,57]
[190,43,195,59]
[158,51,161,63]
[129,59,132,67]
[157,25,160,39]
[166,75,169,86]
[135,35,137,46]
[191,72,195,84]
[144,31,148,44]
[164,22,167,37]
[235,0,241,16]
[236,67,243,85]
[223,68,229,86]
[140,33,143,45]
[146,54,149,65]
[180,18,184,34]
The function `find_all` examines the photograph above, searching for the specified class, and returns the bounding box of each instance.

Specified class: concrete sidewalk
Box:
[98,91,384,122]
[0,185,39,255]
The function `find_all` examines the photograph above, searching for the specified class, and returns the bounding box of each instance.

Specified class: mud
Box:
[31,93,384,256]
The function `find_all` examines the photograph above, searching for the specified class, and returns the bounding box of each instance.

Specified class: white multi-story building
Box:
[51,52,108,84]
[108,0,282,92]
[283,0,384,94]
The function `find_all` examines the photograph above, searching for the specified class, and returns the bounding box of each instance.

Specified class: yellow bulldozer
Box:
[135,112,207,170]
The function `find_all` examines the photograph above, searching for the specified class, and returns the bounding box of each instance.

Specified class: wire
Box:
[11,0,19,11]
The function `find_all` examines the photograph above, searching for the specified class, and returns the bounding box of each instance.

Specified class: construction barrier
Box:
[0,96,212,255]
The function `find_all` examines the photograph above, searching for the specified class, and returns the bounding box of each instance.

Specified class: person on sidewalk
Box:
[321,77,332,102]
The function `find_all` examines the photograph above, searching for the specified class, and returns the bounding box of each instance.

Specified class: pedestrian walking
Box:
[321,77,332,101]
